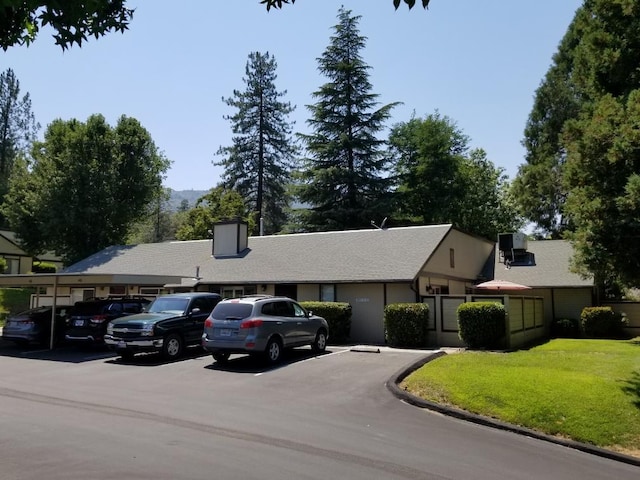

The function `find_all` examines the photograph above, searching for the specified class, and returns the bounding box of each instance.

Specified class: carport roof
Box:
[61,224,457,284]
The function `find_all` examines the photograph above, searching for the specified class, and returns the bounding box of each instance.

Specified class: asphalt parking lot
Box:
[1,334,639,480]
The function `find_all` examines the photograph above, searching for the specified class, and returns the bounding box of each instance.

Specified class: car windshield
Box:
[147,297,189,314]
[211,303,253,320]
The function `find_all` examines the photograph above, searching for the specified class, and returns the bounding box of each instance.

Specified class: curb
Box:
[386,351,640,468]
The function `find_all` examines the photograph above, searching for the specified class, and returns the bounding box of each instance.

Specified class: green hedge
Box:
[384,303,429,348]
[0,288,33,325]
[580,306,628,339]
[31,261,57,273]
[457,302,506,349]
[299,301,351,344]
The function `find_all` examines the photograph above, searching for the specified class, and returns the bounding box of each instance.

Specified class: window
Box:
[222,287,245,298]
[320,284,335,302]
[292,302,306,318]
[109,285,126,296]
[5,257,19,274]
[140,287,161,296]
[450,248,455,269]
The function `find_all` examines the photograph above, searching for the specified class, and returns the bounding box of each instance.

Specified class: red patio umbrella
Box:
[474,279,531,291]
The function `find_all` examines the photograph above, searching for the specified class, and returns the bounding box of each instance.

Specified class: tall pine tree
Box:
[216,51,297,235]
[0,68,39,226]
[294,7,399,231]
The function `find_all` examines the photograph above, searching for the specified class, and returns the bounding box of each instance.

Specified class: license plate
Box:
[74,320,84,327]
[117,341,126,349]
[220,329,232,337]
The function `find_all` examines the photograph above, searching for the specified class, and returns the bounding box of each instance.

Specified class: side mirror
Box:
[190,307,201,316]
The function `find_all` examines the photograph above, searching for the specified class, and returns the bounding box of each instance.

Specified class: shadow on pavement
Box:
[203,347,335,374]
[104,346,210,366]
[0,338,116,363]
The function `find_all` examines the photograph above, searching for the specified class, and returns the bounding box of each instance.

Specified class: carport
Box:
[0,273,186,349]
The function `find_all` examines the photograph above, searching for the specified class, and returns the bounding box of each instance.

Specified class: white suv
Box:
[201,295,329,364]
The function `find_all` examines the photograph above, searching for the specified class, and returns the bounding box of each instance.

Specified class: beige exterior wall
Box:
[337,283,385,344]
[385,283,417,304]
[418,230,494,296]
[297,284,320,301]
[552,288,593,321]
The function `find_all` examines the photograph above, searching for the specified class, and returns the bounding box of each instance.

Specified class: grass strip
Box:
[401,338,640,455]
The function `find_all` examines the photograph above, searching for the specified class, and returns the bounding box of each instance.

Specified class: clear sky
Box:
[2,0,583,192]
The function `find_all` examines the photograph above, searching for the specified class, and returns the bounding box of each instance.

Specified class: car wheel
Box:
[264,337,283,364]
[311,329,327,353]
[162,333,183,360]
[212,352,230,363]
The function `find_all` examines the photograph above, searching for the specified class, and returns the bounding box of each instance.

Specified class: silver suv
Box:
[201,295,329,364]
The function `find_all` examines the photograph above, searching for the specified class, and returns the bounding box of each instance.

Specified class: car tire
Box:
[311,329,327,353]
[264,337,283,364]
[162,333,183,360]
[212,352,230,363]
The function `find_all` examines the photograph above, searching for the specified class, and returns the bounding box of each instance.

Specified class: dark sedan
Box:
[2,305,72,347]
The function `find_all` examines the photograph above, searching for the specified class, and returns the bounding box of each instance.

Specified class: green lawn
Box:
[401,338,640,456]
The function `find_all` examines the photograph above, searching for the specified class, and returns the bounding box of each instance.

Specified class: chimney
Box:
[212,218,249,257]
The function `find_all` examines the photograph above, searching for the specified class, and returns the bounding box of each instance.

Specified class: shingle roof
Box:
[63,224,455,284]
[492,239,593,288]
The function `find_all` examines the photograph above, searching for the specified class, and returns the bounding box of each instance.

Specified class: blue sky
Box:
[2,0,582,191]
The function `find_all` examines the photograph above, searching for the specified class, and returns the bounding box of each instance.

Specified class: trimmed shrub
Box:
[580,306,628,339]
[31,262,57,273]
[299,301,351,344]
[551,318,581,338]
[457,302,505,349]
[0,288,33,325]
[384,303,429,348]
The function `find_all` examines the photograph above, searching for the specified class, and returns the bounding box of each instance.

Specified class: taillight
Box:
[240,319,263,329]
[204,317,214,328]
[90,315,108,324]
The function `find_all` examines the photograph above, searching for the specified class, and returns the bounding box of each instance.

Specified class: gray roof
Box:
[64,224,455,284]
[493,240,593,288]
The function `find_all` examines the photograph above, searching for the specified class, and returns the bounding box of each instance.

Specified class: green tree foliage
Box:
[126,188,179,244]
[512,18,583,238]
[175,187,253,241]
[389,112,521,239]
[295,8,399,231]
[260,0,431,11]
[1,114,169,264]
[0,68,39,225]
[0,0,134,50]
[511,0,640,292]
[558,1,640,290]
[216,51,297,235]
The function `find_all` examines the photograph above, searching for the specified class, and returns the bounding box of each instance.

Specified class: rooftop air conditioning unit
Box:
[498,232,527,251]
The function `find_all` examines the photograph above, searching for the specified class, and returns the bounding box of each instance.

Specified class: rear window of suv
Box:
[211,303,253,320]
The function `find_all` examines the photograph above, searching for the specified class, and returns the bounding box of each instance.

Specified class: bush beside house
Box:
[300,301,352,344]
[0,288,33,326]
[457,302,505,349]
[384,303,429,348]
[580,306,628,339]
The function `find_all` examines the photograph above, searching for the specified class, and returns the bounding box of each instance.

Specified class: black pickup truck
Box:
[104,292,221,360]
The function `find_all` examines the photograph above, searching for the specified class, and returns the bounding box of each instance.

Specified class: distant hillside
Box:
[167,189,208,211]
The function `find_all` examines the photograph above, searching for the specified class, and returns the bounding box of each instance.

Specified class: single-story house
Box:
[488,236,595,323]
[0,221,608,345]
[0,230,64,274]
